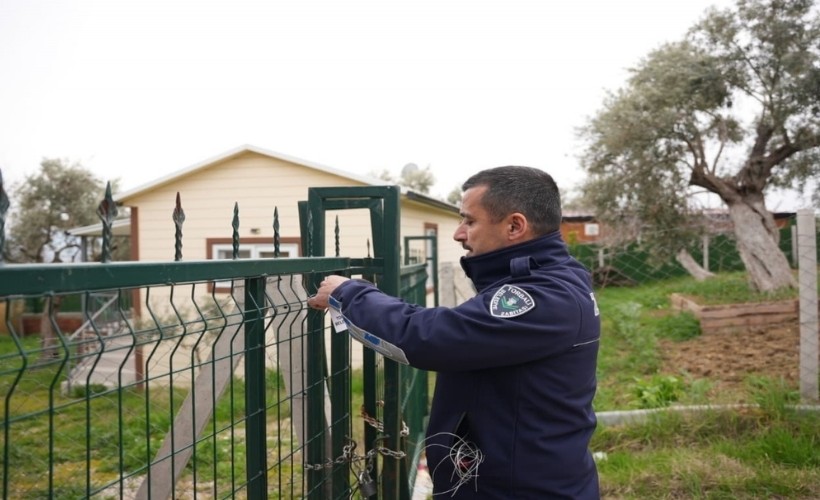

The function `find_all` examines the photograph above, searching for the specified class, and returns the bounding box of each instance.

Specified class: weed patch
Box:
[593,271,818,498]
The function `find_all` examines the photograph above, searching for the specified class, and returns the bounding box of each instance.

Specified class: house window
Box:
[207,238,300,292]
[584,223,599,237]
[211,243,297,260]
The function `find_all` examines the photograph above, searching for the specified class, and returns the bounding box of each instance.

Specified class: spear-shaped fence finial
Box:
[334,215,340,257]
[232,202,240,259]
[273,207,280,258]
[173,193,185,262]
[96,182,119,263]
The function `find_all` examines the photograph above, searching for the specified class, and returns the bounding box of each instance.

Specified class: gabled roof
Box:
[115,144,390,203]
[66,218,131,237]
[404,190,460,215]
[68,145,459,236]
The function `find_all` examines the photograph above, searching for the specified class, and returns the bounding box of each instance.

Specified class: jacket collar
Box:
[459,231,569,292]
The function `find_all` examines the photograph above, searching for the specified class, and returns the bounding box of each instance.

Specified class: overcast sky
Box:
[1,0,805,211]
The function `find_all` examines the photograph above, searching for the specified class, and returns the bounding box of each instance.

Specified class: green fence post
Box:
[372,186,407,500]
[244,276,268,497]
[301,185,420,499]
[330,216,353,499]
[302,199,330,500]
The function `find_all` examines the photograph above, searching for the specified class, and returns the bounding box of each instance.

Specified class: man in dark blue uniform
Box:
[308,166,600,499]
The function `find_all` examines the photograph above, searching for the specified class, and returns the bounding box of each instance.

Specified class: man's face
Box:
[453,186,511,257]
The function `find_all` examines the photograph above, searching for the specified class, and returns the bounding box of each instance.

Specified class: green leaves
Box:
[8,158,110,263]
[578,0,819,286]
[631,374,685,409]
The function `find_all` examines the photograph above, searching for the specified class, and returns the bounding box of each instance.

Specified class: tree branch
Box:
[689,163,739,203]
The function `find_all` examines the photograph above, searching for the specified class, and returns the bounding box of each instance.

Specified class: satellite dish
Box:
[401,163,419,177]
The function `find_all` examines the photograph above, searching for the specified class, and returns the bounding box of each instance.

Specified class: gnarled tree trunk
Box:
[676,248,715,282]
[727,199,796,292]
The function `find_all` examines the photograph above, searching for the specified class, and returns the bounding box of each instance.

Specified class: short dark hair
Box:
[461,166,561,236]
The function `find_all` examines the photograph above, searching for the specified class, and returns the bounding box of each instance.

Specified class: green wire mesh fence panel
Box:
[0,174,397,499]
[0,258,364,499]
[0,175,436,499]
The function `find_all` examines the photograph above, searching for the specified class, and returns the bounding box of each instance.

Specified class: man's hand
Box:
[307,275,350,310]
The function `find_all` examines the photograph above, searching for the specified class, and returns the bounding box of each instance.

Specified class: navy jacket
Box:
[331,232,600,499]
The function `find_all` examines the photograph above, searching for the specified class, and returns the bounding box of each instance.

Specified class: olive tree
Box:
[372,163,436,194]
[579,0,819,291]
[7,158,109,263]
[6,159,120,359]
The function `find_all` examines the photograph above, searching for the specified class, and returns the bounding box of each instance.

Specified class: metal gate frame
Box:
[300,185,417,500]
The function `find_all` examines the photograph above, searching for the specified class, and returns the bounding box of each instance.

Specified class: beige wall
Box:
[121,151,464,311]
[123,151,369,261]
[122,151,462,265]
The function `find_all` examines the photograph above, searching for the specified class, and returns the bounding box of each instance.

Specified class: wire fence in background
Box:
[568,215,812,288]
[563,212,819,405]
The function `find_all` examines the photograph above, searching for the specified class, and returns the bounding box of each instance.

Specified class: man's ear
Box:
[508,213,530,242]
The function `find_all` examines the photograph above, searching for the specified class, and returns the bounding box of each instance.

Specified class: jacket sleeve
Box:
[331,278,597,372]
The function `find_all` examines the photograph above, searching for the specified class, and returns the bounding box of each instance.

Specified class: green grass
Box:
[592,406,820,499]
[0,339,298,498]
[595,270,803,308]
[592,271,819,498]
[667,271,803,305]
[592,271,804,411]
[1,270,817,498]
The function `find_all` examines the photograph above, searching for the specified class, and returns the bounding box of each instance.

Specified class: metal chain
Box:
[304,440,406,471]
[373,445,406,460]
[360,402,410,438]
[304,402,409,471]
[304,439,367,471]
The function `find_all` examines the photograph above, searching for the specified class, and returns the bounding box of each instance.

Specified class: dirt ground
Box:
[658,319,805,400]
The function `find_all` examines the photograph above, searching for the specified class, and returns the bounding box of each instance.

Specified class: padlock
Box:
[357,469,377,498]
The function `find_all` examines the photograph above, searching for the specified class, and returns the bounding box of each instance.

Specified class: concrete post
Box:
[797,208,818,403]
[439,262,457,307]
[702,234,710,272]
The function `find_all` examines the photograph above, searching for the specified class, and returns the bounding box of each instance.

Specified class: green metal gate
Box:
[0,182,433,499]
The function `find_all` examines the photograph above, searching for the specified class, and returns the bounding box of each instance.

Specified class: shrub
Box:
[631,374,685,408]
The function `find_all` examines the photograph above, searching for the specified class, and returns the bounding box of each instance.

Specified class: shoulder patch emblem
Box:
[489,285,536,318]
